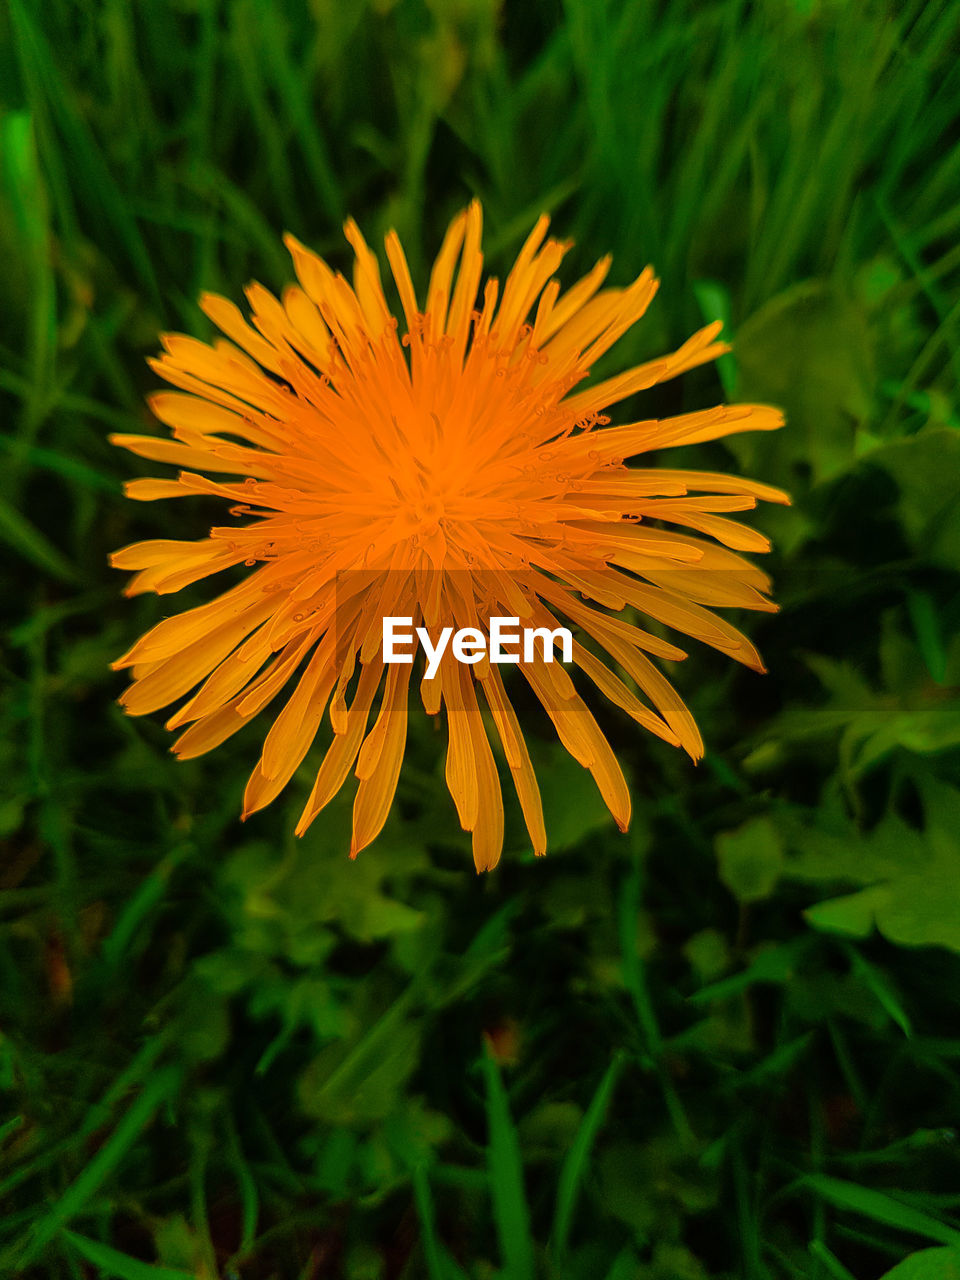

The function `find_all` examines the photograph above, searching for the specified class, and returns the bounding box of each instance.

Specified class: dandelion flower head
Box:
[111,202,788,870]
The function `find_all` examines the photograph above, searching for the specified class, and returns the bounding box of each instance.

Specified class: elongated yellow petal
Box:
[351,661,412,856]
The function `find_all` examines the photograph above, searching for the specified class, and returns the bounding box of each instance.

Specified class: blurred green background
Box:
[2,1,960,1277]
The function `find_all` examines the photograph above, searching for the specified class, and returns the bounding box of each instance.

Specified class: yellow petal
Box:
[351,661,412,856]
[295,659,382,835]
[479,665,546,857]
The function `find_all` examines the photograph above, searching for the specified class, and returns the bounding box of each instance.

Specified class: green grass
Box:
[1,0,960,1276]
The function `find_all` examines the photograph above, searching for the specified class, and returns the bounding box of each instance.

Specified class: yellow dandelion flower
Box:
[111,202,788,871]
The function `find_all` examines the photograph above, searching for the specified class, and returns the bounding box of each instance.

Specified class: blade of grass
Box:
[481,1037,534,1280]
[0,1116,24,1146]
[411,1164,444,1280]
[14,1064,182,1267]
[0,111,55,458]
[730,1032,815,1091]
[801,1176,960,1248]
[8,589,114,648]
[0,367,145,432]
[304,979,420,1098]
[224,1113,260,1261]
[688,941,805,1006]
[733,1133,770,1279]
[255,9,343,222]
[619,858,693,1146]
[186,163,292,284]
[844,944,912,1038]
[0,432,119,496]
[808,1240,858,1280]
[0,502,80,587]
[188,1129,216,1280]
[62,1231,196,1280]
[907,589,947,685]
[78,1036,172,1142]
[228,0,299,228]
[100,843,193,972]
[877,195,960,384]
[9,0,162,310]
[693,280,738,398]
[411,1164,468,1280]
[551,1051,624,1256]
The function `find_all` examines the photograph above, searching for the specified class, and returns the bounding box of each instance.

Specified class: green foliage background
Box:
[1,0,959,1276]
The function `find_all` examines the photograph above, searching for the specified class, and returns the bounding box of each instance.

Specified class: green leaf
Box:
[175,983,231,1065]
[596,1137,716,1241]
[529,744,613,852]
[602,1246,641,1280]
[756,640,960,783]
[804,886,889,941]
[714,816,784,903]
[62,1231,197,1280]
[729,281,874,486]
[217,810,425,955]
[683,929,731,984]
[786,777,960,952]
[879,1248,960,1279]
[688,940,805,1006]
[867,428,960,571]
